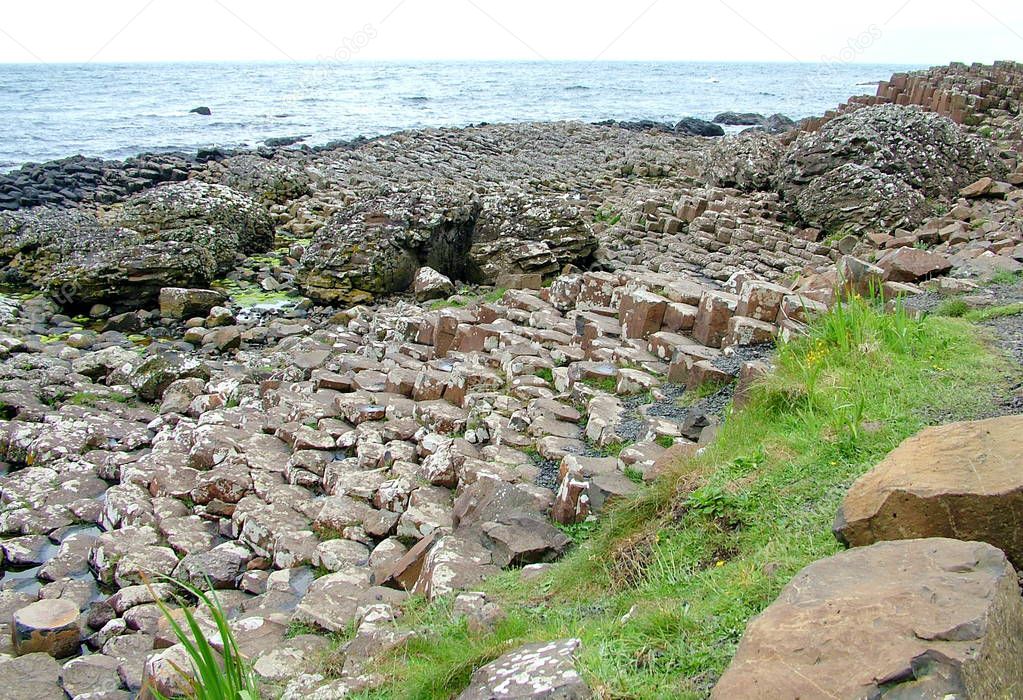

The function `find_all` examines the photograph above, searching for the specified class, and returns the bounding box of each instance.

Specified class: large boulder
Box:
[298,188,598,302]
[712,538,1023,699]
[834,415,1023,567]
[697,131,785,191]
[794,163,931,232]
[673,117,724,137]
[469,192,597,284]
[0,180,273,307]
[297,188,479,304]
[778,104,1002,232]
[110,179,275,268]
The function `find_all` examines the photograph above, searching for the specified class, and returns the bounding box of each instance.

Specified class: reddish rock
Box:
[692,290,738,348]
[834,415,1023,568]
[712,538,1023,699]
[735,280,790,322]
[619,289,668,339]
[877,247,952,282]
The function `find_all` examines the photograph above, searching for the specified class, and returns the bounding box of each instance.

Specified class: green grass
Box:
[534,367,554,384]
[68,391,135,407]
[339,297,1012,699]
[933,298,969,318]
[582,376,618,393]
[654,435,674,449]
[964,302,1023,322]
[987,269,1022,286]
[148,576,259,700]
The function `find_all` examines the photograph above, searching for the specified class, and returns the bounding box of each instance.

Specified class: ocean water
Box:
[0,60,922,172]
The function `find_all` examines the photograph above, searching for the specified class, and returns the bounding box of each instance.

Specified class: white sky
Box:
[0,0,1021,64]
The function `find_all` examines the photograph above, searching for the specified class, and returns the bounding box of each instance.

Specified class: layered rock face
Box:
[712,539,1023,699]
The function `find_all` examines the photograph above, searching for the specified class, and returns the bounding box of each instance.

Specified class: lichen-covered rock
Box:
[298,188,479,304]
[0,180,273,307]
[198,153,312,205]
[110,180,275,268]
[794,163,931,232]
[697,131,784,191]
[469,192,597,284]
[778,104,1002,232]
[457,638,591,699]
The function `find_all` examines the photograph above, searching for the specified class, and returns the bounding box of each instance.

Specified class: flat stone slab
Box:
[457,638,591,699]
[834,415,1023,567]
[712,538,1023,699]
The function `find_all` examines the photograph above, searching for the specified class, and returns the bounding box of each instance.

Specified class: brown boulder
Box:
[834,415,1023,568]
[712,538,1023,699]
[877,247,952,283]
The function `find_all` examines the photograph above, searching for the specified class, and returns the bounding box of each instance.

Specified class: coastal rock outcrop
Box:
[778,104,1001,231]
[712,538,1023,699]
[0,180,274,307]
[297,188,480,304]
[298,188,598,302]
[697,130,784,191]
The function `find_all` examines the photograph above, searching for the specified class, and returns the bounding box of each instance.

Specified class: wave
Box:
[564,85,591,91]
[402,96,430,103]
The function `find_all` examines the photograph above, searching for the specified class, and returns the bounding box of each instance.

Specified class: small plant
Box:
[623,465,645,484]
[978,125,993,138]
[555,518,600,545]
[582,376,618,393]
[534,367,554,384]
[988,269,1022,286]
[654,435,674,449]
[483,287,507,303]
[593,207,622,226]
[147,576,259,700]
[285,620,319,639]
[686,485,738,519]
[934,299,968,318]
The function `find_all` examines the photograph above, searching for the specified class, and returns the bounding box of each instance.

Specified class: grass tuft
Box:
[146,575,259,700]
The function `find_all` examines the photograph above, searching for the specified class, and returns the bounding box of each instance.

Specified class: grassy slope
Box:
[349,298,1014,700]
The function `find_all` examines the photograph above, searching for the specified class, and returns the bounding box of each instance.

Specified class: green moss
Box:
[582,376,617,393]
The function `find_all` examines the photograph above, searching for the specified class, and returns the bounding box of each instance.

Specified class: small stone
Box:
[12,598,81,658]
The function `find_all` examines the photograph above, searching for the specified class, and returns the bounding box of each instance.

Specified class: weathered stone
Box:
[457,638,591,699]
[712,538,1023,699]
[692,290,738,348]
[834,415,1023,567]
[12,598,81,658]
[158,287,226,319]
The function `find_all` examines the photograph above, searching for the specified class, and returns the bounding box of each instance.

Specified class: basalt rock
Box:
[779,104,1002,231]
[712,538,1023,699]
[674,117,725,137]
[0,180,273,307]
[794,163,932,232]
[697,131,784,191]
[298,188,479,304]
[298,188,598,302]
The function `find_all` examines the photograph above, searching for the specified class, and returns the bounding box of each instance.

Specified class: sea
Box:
[0,60,923,172]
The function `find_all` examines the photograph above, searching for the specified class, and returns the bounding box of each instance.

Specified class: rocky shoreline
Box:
[0,60,1021,698]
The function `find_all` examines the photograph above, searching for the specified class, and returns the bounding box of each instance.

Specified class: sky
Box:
[0,0,1021,65]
